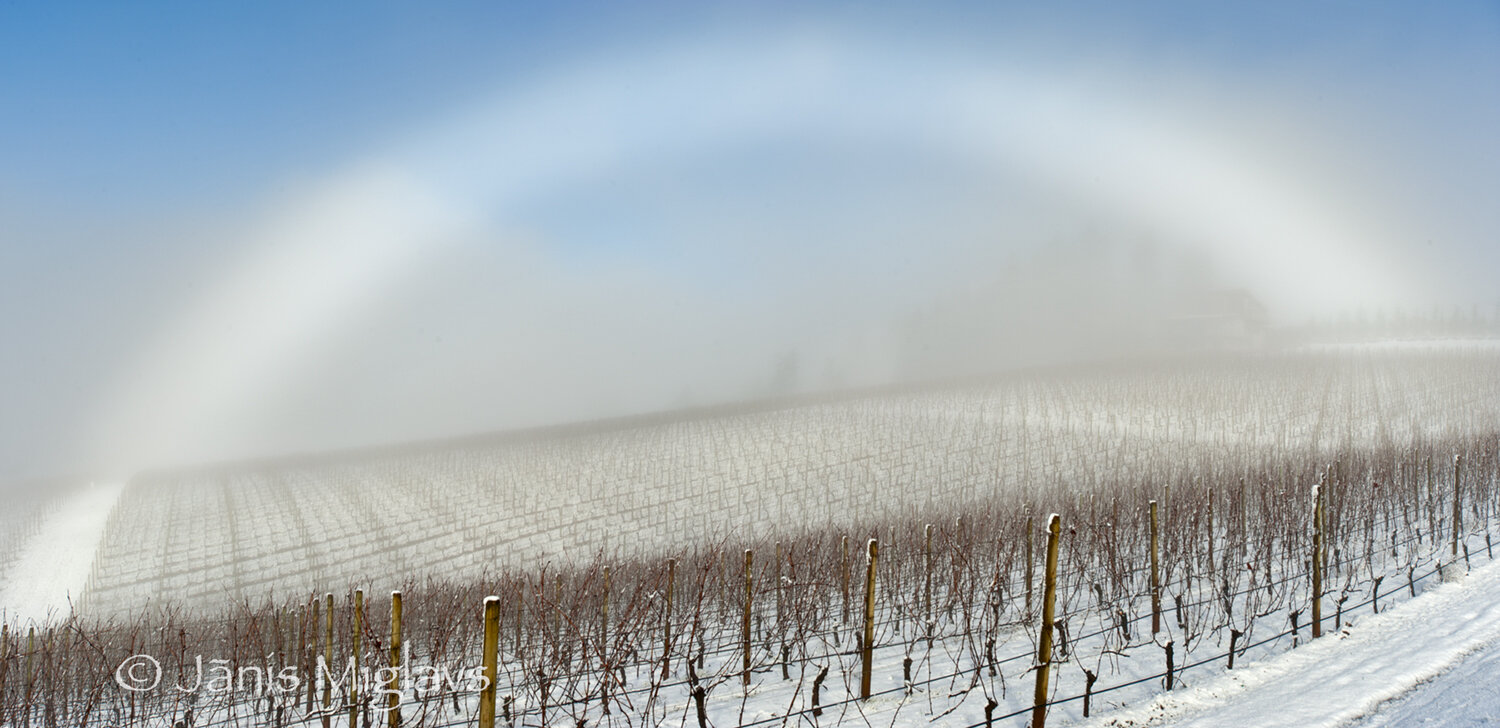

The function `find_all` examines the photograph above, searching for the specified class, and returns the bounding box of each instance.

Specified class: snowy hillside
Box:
[81,350,1500,616]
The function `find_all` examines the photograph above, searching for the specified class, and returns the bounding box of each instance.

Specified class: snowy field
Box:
[0,481,121,623]
[76,350,1500,617]
[2,347,1499,728]
[1089,544,1500,728]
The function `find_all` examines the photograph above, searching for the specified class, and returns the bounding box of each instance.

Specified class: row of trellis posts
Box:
[0,455,1471,728]
[264,518,1063,728]
[348,455,1464,728]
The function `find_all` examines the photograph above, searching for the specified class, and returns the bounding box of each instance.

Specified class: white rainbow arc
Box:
[87,36,1418,476]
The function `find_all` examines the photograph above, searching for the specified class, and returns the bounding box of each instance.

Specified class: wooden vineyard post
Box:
[742,549,753,686]
[479,596,501,728]
[1454,453,1463,558]
[1311,482,1324,639]
[388,591,403,727]
[322,593,333,728]
[662,558,676,681]
[1150,500,1161,635]
[351,589,363,728]
[861,538,879,700]
[1031,514,1062,728]
[924,523,934,646]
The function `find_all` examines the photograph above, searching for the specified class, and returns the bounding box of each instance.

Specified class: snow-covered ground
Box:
[81,352,1500,616]
[0,481,123,623]
[1349,637,1500,727]
[1084,554,1500,728]
[7,350,1499,726]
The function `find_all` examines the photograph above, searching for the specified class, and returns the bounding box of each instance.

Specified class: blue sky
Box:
[1,1,1498,482]
[4,2,1494,217]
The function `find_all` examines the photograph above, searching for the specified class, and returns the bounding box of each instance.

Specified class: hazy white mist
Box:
[1,19,1495,483]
